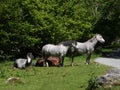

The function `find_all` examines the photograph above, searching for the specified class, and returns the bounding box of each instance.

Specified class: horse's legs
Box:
[70,53,75,66]
[71,56,74,66]
[58,56,61,67]
[42,51,49,67]
[61,56,64,66]
[58,56,64,67]
[42,55,45,67]
[85,53,91,65]
[43,56,49,67]
[45,57,49,67]
[42,51,46,67]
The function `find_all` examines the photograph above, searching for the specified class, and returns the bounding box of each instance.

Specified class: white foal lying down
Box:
[14,52,33,69]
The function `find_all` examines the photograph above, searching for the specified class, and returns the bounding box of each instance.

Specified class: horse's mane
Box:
[87,34,103,43]
[87,35,96,43]
[58,40,77,46]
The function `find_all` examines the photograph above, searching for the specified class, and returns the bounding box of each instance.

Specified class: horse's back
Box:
[14,58,27,68]
[42,44,68,56]
[42,44,57,52]
[76,42,88,53]
[76,41,95,53]
[42,44,59,55]
[42,44,55,49]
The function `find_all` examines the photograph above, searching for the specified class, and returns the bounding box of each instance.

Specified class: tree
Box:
[1,0,119,59]
[93,0,120,44]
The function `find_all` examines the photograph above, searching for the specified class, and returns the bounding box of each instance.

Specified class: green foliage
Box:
[0,0,120,58]
[86,73,100,90]
[0,0,95,58]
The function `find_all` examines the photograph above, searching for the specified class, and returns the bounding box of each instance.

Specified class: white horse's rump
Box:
[42,40,77,67]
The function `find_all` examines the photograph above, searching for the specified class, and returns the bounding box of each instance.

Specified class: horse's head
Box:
[95,34,105,43]
[27,52,34,59]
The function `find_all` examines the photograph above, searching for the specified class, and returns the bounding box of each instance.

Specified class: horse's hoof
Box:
[71,64,74,67]
[46,62,49,67]
[85,62,89,65]
[71,63,74,67]
[58,64,63,67]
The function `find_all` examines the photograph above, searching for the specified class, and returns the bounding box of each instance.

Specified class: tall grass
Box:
[0,54,111,90]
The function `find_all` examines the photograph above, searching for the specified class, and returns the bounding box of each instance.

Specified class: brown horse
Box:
[35,56,60,67]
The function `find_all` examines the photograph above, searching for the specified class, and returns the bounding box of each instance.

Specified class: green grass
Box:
[0,54,116,90]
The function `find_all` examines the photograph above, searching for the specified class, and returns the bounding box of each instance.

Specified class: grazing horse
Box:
[71,34,105,66]
[42,40,77,67]
[14,52,34,69]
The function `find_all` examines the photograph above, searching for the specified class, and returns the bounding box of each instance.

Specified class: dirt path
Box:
[95,47,120,69]
[95,57,120,69]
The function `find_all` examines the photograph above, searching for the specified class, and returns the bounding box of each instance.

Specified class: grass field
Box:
[0,53,118,90]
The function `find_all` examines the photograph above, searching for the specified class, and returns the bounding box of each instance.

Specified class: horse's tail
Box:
[41,46,49,67]
[41,48,45,57]
[42,46,47,60]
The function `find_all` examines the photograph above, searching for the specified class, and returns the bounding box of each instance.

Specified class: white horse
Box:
[14,52,34,69]
[42,40,77,67]
[71,34,105,66]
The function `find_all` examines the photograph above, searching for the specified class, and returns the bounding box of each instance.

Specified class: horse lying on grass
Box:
[14,52,34,69]
[35,56,59,67]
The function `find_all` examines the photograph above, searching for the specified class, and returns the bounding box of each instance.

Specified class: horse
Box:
[71,34,105,66]
[14,52,34,69]
[35,56,60,67]
[42,40,77,67]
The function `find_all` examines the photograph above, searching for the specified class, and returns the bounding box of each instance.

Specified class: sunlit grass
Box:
[0,54,112,90]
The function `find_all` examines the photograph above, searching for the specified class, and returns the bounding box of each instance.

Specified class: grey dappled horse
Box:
[42,40,77,67]
[14,52,34,69]
[71,34,105,66]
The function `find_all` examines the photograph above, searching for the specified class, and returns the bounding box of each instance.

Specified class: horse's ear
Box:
[73,40,77,45]
[75,41,77,45]
[95,33,99,35]
[96,33,101,36]
[72,43,76,47]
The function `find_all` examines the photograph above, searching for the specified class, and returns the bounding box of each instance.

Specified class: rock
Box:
[5,77,24,84]
[97,68,120,88]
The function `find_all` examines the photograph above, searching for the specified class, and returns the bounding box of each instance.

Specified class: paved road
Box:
[95,57,120,69]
